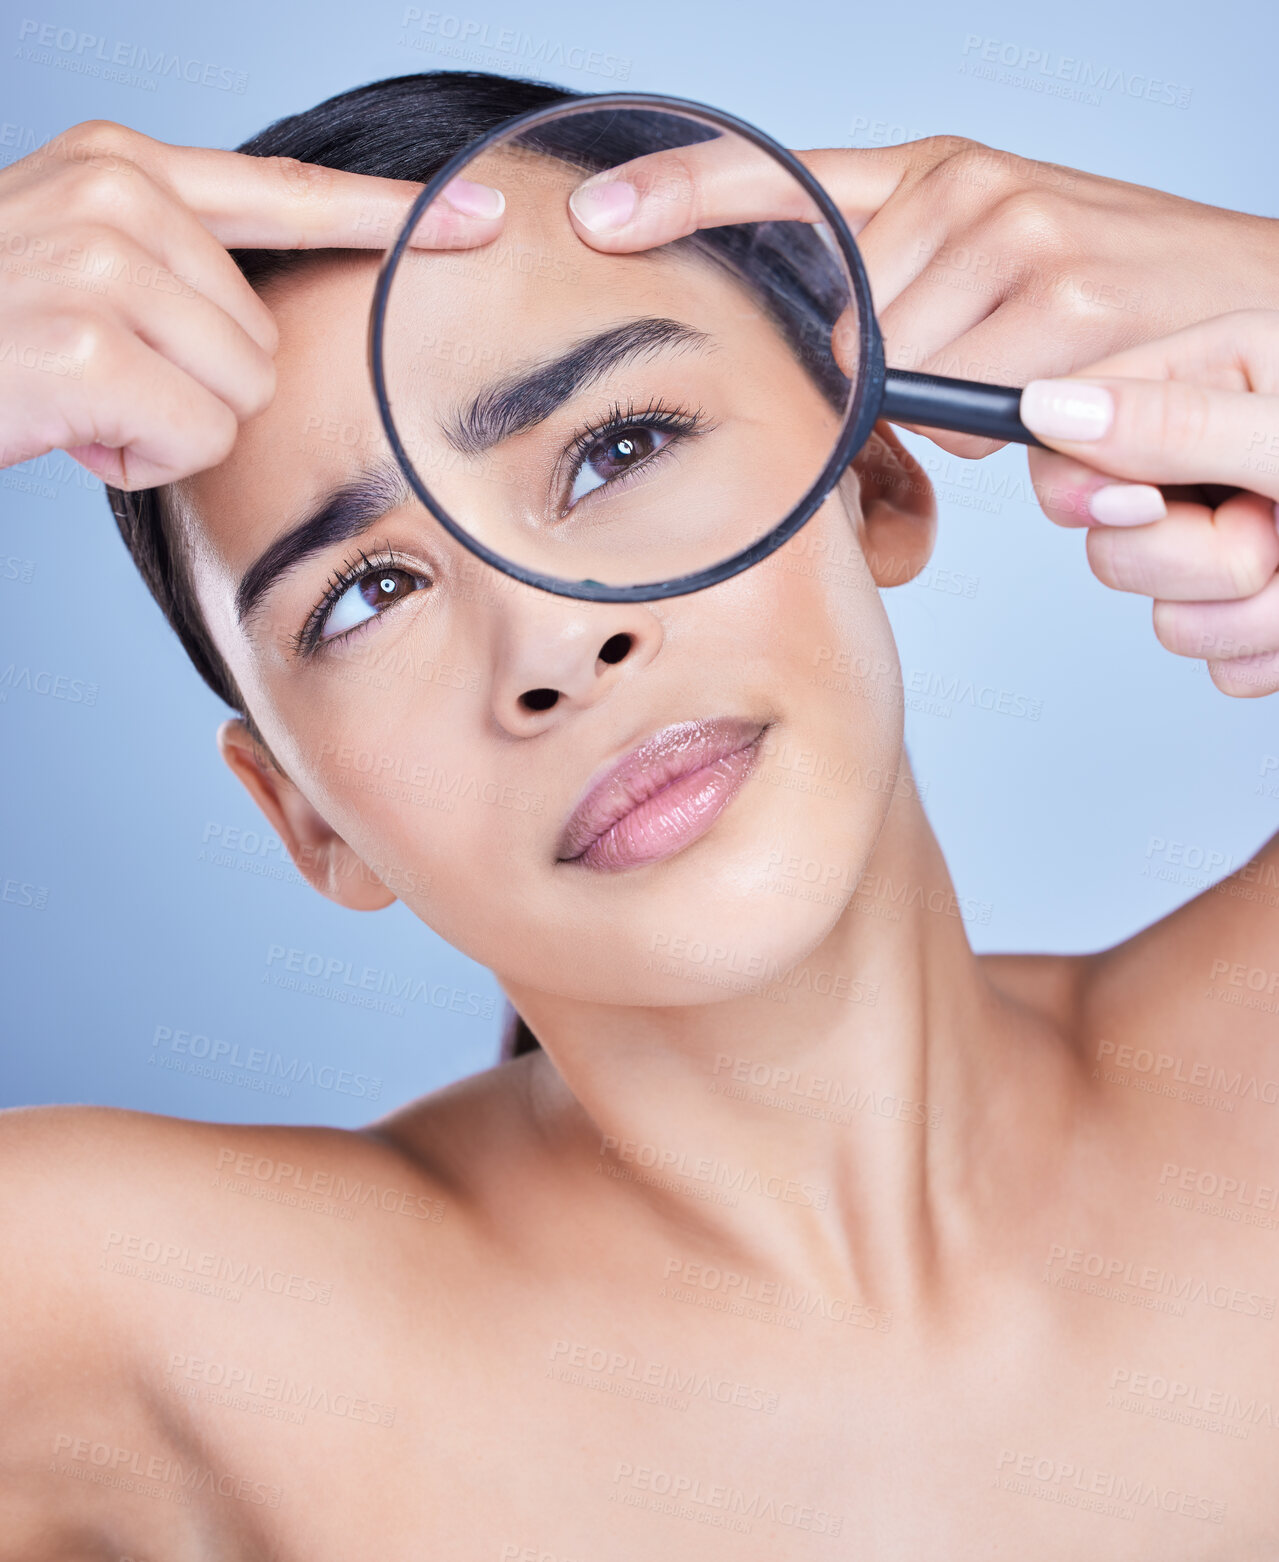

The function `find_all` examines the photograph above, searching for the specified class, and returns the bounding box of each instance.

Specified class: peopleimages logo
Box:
[0,661,97,703]
[959,34,1192,108]
[317,740,544,814]
[1044,1243,1275,1319]
[15,19,248,92]
[610,1462,843,1537]
[648,932,880,1008]
[547,1338,779,1414]
[1109,1365,1279,1433]
[167,1351,397,1428]
[1095,1037,1279,1106]
[993,1449,1223,1523]
[398,9,632,82]
[150,1025,382,1101]
[102,1228,333,1306]
[660,1256,893,1334]
[263,946,496,1020]
[51,1431,281,1508]
[1158,1161,1279,1212]
[599,1135,830,1210]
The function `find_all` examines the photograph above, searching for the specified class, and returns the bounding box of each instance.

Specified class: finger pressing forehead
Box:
[565,137,913,252]
[93,129,506,252]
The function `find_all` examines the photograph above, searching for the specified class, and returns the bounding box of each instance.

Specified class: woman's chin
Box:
[507,853,859,1010]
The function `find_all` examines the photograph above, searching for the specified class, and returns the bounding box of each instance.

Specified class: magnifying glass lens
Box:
[376,101,863,593]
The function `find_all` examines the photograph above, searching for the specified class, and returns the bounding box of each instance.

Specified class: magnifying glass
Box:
[370,92,1043,603]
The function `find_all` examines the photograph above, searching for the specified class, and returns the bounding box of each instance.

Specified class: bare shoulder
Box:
[0,1095,491,1325]
[1068,825,1279,1157]
[0,1098,451,1240]
[974,822,1279,1177]
[0,1059,538,1318]
[0,1099,472,1556]
[0,1095,446,1338]
[1077,826,1279,1057]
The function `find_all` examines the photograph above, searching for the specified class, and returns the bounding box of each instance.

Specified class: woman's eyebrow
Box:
[444,316,712,456]
[234,319,711,634]
[235,457,409,632]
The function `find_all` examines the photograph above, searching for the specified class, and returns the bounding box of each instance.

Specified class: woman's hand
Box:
[0,120,505,489]
[565,134,1279,457]
[1018,309,1279,697]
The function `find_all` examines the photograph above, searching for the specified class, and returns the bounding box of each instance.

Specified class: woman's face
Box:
[178,150,916,1006]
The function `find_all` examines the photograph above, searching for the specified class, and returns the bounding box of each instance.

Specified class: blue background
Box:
[2,0,1276,1123]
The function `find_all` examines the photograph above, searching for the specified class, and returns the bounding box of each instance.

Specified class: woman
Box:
[3,69,1279,1556]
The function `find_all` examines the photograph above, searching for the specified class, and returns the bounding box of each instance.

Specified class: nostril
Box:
[598,633,632,665]
[520,688,559,712]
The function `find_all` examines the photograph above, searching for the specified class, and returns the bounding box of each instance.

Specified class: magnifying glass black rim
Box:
[369,90,884,603]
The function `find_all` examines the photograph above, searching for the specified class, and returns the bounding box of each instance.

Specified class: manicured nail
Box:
[568,179,638,235]
[1087,483,1167,526]
[442,177,504,219]
[1021,379,1114,441]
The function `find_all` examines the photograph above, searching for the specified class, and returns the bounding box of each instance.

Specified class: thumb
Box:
[1019,376,1279,498]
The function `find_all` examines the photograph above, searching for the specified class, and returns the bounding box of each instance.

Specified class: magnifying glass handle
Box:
[881,369,1045,448]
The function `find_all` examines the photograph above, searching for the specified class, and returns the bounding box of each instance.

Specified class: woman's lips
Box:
[556,717,768,872]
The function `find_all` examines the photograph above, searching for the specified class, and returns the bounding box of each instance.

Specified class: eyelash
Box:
[293,400,711,658]
[559,397,710,511]
[292,543,428,659]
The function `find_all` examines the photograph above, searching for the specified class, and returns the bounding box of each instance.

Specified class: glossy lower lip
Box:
[557,718,768,873]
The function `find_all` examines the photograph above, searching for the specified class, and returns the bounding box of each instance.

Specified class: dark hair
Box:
[106,68,850,1064]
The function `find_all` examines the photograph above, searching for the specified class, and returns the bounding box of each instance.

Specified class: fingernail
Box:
[1021,379,1114,442]
[568,179,638,235]
[1087,483,1167,526]
[442,177,504,219]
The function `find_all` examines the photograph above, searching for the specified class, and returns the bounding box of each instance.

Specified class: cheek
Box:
[752,487,903,702]
[251,667,502,924]
[713,497,908,936]
[305,743,547,958]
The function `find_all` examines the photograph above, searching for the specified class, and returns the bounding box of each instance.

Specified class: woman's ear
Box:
[849,420,938,588]
[215,718,396,912]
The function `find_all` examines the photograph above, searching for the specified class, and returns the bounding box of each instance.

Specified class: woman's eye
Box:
[567,424,675,507]
[319,566,426,642]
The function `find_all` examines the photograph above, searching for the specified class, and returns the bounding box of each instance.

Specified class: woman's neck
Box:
[498,766,1084,1312]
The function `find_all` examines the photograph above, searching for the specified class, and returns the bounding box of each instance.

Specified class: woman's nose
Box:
[487,587,663,735]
